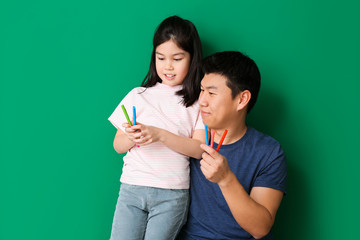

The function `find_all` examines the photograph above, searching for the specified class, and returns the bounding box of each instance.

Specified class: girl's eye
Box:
[157,57,165,61]
[174,58,183,61]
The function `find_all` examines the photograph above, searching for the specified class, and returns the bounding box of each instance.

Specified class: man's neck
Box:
[214,121,247,145]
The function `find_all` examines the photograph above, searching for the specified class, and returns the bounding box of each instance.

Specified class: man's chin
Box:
[202,121,214,129]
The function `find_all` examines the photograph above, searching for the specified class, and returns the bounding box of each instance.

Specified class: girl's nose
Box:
[165,61,174,70]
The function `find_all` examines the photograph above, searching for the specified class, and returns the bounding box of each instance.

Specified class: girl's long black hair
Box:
[141,16,203,107]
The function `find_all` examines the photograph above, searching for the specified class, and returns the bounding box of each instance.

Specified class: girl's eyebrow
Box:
[155,52,186,56]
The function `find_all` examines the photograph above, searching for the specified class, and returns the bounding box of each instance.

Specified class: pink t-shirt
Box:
[109,83,203,189]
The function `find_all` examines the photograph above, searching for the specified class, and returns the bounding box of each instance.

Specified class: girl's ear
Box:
[236,90,251,112]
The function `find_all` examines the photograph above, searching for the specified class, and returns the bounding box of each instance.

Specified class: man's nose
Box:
[199,93,208,107]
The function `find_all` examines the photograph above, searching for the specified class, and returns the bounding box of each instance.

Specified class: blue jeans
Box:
[110,183,189,240]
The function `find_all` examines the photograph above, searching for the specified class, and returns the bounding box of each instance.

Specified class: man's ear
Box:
[236,90,251,111]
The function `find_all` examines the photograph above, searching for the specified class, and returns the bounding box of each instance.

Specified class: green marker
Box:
[121,105,132,126]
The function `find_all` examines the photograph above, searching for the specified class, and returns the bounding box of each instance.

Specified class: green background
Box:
[1,0,359,239]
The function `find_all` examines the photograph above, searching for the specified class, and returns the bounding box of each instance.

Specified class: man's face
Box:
[199,73,239,129]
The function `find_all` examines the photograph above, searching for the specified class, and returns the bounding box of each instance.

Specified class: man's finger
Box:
[200,143,219,158]
[200,159,212,170]
[201,151,215,165]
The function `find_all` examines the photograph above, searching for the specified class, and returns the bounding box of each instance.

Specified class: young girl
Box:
[108,16,205,240]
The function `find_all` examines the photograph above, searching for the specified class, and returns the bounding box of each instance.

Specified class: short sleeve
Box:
[194,114,204,131]
[253,143,287,194]
[108,89,136,132]
[193,102,204,130]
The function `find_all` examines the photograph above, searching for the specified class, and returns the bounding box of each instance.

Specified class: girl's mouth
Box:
[165,74,175,80]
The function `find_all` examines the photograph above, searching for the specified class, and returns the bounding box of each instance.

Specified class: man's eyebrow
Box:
[201,84,218,90]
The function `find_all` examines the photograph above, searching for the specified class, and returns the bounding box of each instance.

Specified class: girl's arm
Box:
[130,123,205,159]
[112,123,137,154]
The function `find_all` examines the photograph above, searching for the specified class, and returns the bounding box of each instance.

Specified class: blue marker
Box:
[204,124,209,146]
[133,106,136,125]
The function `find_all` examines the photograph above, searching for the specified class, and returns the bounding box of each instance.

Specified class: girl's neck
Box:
[157,82,183,89]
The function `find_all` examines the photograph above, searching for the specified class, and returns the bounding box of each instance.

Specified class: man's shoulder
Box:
[245,127,284,158]
[247,126,281,146]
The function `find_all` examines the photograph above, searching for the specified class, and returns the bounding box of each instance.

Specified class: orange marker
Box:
[210,130,215,148]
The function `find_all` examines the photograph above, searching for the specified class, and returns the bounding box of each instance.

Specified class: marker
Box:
[210,130,215,148]
[216,129,228,152]
[133,106,136,125]
[121,105,132,126]
[204,124,209,146]
[131,106,140,148]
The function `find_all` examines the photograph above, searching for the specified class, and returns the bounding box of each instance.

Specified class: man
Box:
[179,51,287,239]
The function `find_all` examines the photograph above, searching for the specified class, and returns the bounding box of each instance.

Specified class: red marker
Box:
[216,130,228,152]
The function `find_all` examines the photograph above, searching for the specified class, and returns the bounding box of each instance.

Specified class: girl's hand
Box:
[131,123,163,146]
[122,122,142,142]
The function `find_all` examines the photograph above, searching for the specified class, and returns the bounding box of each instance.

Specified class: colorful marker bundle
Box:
[205,124,228,151]
[121,105,139,148]
[121,105,137,125]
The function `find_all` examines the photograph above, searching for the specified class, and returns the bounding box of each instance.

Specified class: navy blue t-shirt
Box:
[180,127,287,240]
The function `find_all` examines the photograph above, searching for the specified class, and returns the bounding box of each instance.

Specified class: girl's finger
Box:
[122,122,132,128]
[126,128,135,133]
[133,132,142,138]
[131,124,142,131]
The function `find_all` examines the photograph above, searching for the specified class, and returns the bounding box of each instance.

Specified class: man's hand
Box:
[199,144,235,187]
[199,144,284,239]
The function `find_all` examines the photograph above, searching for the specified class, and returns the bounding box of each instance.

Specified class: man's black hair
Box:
[202,51,261,113]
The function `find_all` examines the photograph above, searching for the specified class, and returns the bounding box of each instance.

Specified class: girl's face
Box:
[155,40,191,86]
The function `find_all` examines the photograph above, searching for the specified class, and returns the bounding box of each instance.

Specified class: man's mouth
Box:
[201,110,210,117]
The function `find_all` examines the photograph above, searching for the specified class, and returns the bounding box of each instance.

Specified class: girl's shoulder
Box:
[127,86,146,95]
[134,83,181,95]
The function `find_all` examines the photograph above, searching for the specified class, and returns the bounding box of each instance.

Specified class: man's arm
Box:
[199,144,284,239]
[218,174,283,239]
